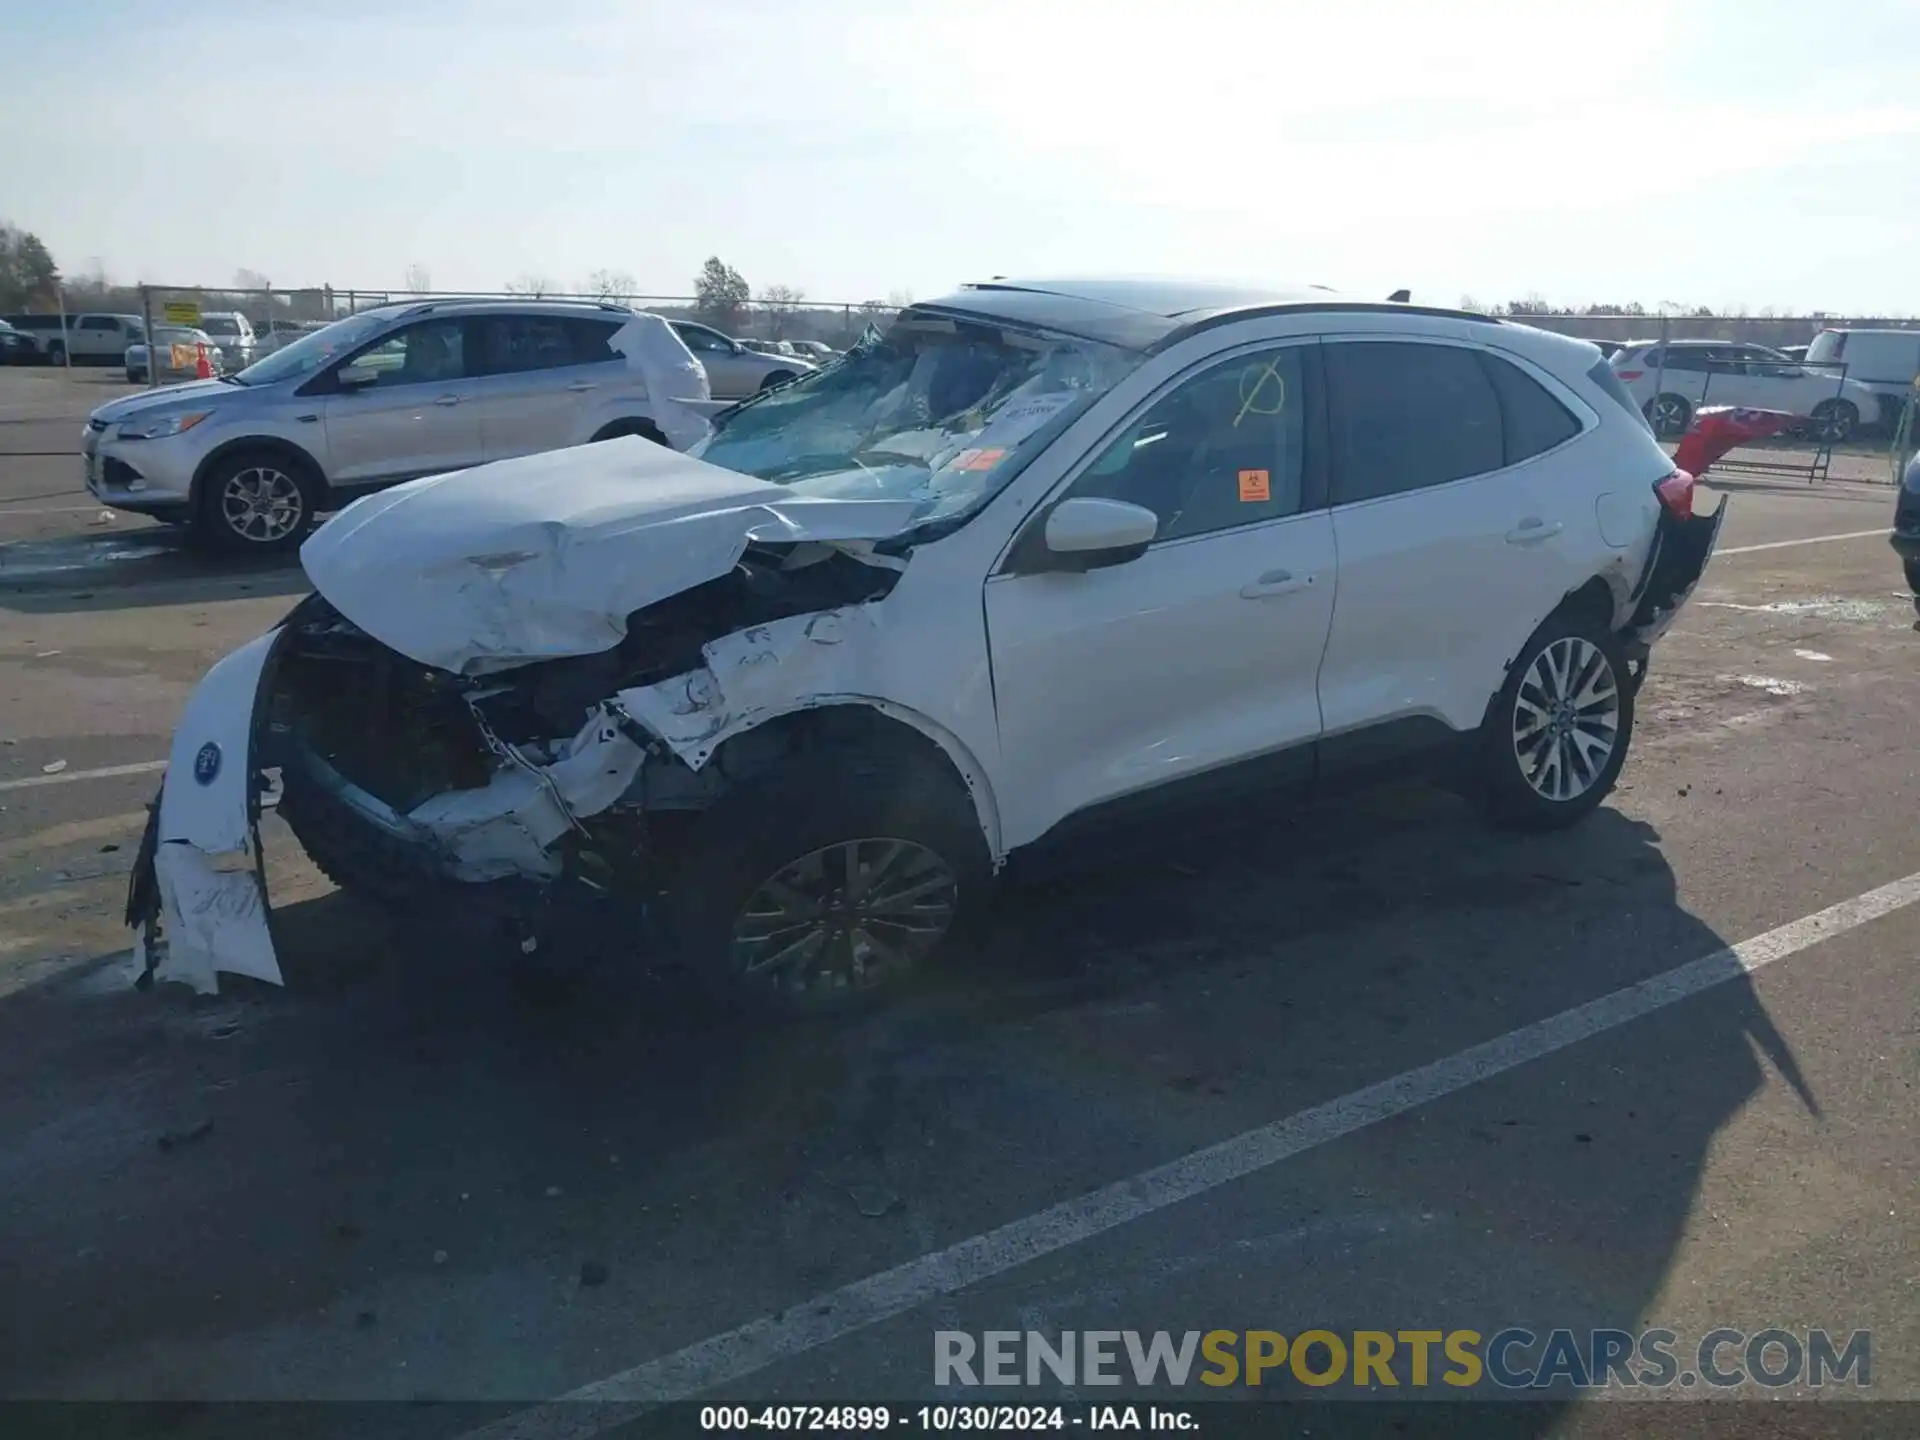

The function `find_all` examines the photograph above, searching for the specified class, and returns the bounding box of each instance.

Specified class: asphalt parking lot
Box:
[1,367,1916,1436]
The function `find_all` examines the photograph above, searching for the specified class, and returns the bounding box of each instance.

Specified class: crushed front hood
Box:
[299,437,922,676]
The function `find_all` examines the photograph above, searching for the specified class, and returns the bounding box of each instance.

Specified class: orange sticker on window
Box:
[954,447,1006,472]
[1238,468,1271,502]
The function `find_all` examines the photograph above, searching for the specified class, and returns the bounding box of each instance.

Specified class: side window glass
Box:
[351,318,467,387]
[564,318,621,365]
[1479,352,1581,463]
[1326,341,1502,503]
[680,325,729,355]
[476,315,579,375]
[1070,346,1306,540]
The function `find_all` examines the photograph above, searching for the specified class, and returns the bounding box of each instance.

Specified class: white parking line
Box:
[465,868,1920,1438]
[1718,528,1887,556]
[0,759,166,794]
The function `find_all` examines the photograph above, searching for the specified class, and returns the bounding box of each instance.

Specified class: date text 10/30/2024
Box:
[700,1405,1194,1431]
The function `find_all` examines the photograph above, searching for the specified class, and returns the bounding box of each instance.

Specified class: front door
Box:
[465,313,617,460]
[985,341,1336,843]
[320,317,487,489]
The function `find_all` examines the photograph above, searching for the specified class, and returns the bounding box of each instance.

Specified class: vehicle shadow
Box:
[0,783,1805,1432]
[0,537,307,615]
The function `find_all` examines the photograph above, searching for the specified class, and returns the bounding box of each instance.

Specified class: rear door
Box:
[317,317,486,489]
[1316,336,1596,755]
[466,313,624,460]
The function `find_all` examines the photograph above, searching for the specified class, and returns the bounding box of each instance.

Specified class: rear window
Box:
[1478,353,1582,462]
[1586,357,1653,434]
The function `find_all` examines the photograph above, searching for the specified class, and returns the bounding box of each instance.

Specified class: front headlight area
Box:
[119,411,210,441]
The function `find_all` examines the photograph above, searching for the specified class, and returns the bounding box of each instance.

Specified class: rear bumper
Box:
[1623,496,1728,651]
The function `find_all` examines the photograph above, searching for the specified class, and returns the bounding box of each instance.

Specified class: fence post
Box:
[55,283,70,370]
[1651,313,1671,439]
[140,284,156,389]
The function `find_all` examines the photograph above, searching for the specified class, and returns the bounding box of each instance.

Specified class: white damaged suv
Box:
[127,278,1723,1006]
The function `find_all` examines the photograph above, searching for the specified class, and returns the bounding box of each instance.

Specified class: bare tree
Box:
[504,274,555,298]
[584,268,638,302]
[756,282,805,338]
[403,263,432,296]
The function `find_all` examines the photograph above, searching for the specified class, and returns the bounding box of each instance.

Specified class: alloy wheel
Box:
[1512,637,1621,803]
[730,837,959,998]
[220,465,305,544]
[1649,395,1688,438]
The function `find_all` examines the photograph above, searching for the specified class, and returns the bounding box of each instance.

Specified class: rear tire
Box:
[43,342,65,367]
[1473,612,1635,831]
[1646,393,1691,438]
[662,751,990,1014]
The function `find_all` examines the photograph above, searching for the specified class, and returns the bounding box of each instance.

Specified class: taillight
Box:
[1616,370,1644,381]
[1655,469,1695,520]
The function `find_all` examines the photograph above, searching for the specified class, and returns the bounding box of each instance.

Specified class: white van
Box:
[1805,329,1920,428]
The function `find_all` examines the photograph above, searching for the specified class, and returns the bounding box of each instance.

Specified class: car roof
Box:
[353,297,647,322]
[909,275,1493,352]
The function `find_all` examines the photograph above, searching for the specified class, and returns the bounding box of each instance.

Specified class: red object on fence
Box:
[1671,406,1799,479]
[194,342,213,380]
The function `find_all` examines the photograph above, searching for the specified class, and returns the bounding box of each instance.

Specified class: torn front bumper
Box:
[126,627,289,994]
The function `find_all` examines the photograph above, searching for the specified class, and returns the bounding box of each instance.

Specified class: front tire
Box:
[196,449,320,555]
[43,342,65,367]
[1810,399,1858,444]
[1474,613,1635,831]
[662,751,989,1014]
[758,370,797,391]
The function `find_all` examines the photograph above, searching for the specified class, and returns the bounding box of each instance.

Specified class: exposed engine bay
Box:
[268,542,902,907]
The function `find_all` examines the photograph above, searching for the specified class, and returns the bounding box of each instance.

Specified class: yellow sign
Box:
[162,301,200,326]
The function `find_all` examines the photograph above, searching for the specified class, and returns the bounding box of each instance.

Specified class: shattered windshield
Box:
[692,312,1140,532]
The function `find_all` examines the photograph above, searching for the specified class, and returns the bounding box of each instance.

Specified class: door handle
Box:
[1240,568,1313,599]
[434,394,461,406]
[565,380,597,392]
[1505,517,1563,545]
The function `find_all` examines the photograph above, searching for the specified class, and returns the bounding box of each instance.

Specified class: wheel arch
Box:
[588,416,667,445]
[698,699,1006,864]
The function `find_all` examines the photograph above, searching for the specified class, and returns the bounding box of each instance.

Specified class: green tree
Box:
[694,257,750,328]
[0,223,61,310]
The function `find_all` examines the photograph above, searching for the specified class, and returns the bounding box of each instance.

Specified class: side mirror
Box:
[336,362,379,390]
[1038,496,1158,571]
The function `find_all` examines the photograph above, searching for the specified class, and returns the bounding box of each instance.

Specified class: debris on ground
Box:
[848,1183,903,1218]
[579,1260,610,1288]
[91,511,115,526]
[35,651,62,659]
[432,1250,449,1266]
[41,759,67,775]
[99,843,119,854]
[157,1119,213,1152]
[544,1185,563,1198]
[355,1310,378,1330]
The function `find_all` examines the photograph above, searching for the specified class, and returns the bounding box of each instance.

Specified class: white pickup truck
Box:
[0,312,147,365]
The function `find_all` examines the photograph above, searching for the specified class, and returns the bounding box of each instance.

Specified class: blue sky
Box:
[6,0,1918,311]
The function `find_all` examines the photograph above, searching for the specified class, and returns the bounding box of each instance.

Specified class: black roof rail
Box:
[1386,288,1411,303]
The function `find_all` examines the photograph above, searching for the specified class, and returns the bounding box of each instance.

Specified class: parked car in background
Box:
[741,337,799,357]
[253,319,332,358]
[82,299,712,553]
[196,312,256,371]
[787,339,838,362]
[1589,339,1624,360]
[26,313,148,366]
[668,319,817,399]
[4,314,74,362]
[0,320,36,365]
[125,326,224,384]
[1805,328,1920,430]
[129,276,1724,1006]
[1779,344,1809,361]
[1892,447,1920,600]
[1611,338,1883,441]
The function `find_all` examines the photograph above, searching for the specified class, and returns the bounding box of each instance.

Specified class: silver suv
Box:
[82,299,713,552]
